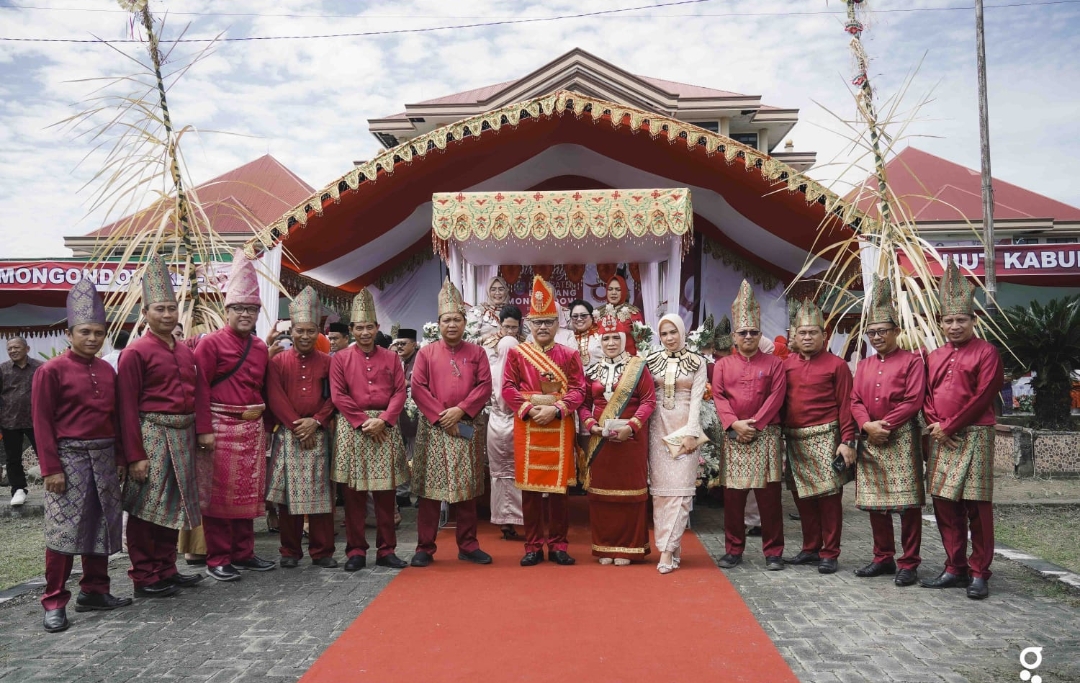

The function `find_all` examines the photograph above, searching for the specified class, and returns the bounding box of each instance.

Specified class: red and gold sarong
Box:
[196,403,267,519]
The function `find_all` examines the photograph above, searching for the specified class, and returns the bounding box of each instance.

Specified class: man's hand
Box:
[446,423,461,438]
[197,433,215,454]
[437,406,466,430]
[609,425,633,443]
[531,405,558,426]
[293,417,320,442]
[732,419,758,444]
[863,420,892,446]
[927,422,957,446]
[361,417,388,443]
[837,443,857,466]
[300,434,318,450]
[129,459,150,483]
[44,473,66,495]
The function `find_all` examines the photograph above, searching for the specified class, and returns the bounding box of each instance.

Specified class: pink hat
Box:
[224,248,261,307]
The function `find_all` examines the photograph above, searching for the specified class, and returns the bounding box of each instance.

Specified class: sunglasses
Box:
[735,330,761,338]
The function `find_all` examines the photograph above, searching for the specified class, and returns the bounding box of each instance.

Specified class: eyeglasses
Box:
[531,320,556,328]
[865,327,896,338]
[735,330,761,338]
[570,313,592,320]
[227,305,260,315]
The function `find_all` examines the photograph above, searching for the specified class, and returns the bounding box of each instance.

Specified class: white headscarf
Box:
[657,313,686,350]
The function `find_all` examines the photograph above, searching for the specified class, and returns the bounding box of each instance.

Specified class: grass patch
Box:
[0,517,45,590]
[995,504,1080,574]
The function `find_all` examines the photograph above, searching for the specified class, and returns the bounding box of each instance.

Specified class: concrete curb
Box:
[922,513,1080,591]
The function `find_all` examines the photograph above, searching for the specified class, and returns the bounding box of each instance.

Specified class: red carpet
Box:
[303,501,797,682]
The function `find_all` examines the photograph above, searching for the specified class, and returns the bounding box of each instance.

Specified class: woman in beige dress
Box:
[646,313,707,574]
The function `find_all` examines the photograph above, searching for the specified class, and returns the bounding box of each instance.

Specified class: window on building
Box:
[729,132,758,148]
[690,121,719,133]
[1013,237,1040,245]
[1047,237,1079,244]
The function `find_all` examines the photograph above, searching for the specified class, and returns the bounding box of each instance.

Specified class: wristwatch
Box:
[842,439,858,450]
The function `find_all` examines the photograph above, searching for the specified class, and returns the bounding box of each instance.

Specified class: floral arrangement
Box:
[404,396,419,422]
[420,322,440,347]
[696,400,723,488]
[631,320,654,356]
[464,310,483,344]
[685,327,707,355]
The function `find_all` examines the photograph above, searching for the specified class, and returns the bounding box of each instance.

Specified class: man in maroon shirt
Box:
[266,287,338,569]
[330,288,409,571]
[712,282,786,570]
[119,256,212,597]
[782,299,857,574]
[194,250,274,581]
[922,261,1003,599]
[33,279,131,632]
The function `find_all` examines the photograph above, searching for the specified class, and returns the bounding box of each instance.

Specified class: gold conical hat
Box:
[141,254,176,306]
[289,286,321,325]
[792,299,825,329]
[867,275,899,326]
[438,278,466,318]
[938,259,975,317]
[350,288,377,324]
[731,280,760,331]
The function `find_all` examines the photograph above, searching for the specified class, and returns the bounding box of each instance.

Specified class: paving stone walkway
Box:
[2,496,1078,683]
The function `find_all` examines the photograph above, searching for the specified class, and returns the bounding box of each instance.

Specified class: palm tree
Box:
[997,296,1080,430]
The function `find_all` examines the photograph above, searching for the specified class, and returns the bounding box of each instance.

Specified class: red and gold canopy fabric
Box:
[431,189,692,265]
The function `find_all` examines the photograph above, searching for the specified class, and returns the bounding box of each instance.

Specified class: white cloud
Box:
[0,0,1077,260]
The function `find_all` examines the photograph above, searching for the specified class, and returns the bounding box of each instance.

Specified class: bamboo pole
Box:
[975,0,997,313]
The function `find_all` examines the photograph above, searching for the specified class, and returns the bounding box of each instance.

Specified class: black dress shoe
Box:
[785,550,821,565]
[312,557,339,568]
[44,608,69,633]
[458,549,493,565]
[410,551,434,567]
[184,557,207,567]
[375,554,407,569]
[344,555,367,572]
[788,512,801,521]
[205,564,242,582]
[920,570,971,589]
[234,556,276,572]
[818,558,839,574]
[135,579,182,596]
[165,572,204,587]
[718,553,742,569]
[746,526,762,537]
[967,577,989,600]
[74,592,133,612]
[854,561,897,578]
[520,551,544,566]
[549,550,576,566]
[765,556,786,571]
[280,556,299,569]
[894,568,919,586]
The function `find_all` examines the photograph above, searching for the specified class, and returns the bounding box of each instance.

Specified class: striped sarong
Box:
[123,412,201,530]
[927,424,994,502]
[331,411,407,492]
[855,421,925,512]
[412,415,485,503]
[45,438,123,556]
[196,404,267,519]
[267,427,334,515]
[785,421,845,499]
[721,424,783,489]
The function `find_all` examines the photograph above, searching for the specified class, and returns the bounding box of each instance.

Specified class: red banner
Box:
[0,261,230,292]
[898,244,1080,286]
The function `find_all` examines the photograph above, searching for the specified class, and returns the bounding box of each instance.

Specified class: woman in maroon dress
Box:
[577,314,656,565]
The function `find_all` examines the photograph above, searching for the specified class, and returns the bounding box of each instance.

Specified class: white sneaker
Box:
[11,489,27,506]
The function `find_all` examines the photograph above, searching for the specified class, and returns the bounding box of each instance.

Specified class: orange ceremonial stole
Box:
[513,343,576,494]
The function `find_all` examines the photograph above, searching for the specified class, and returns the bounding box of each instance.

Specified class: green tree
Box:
[997,296,1080,430]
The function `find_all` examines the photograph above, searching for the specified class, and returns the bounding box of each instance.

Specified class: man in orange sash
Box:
[502,276,587,567]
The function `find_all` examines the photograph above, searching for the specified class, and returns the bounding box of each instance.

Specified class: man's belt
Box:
[210,403,265,421]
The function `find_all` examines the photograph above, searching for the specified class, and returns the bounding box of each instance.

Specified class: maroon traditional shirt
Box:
[117,333,212,464]
[31,351,123,476]
[194,326,269,406]
[267,348,334,426]
[711,350,786,430]
[330,345,405,428]
[411,340,492,423]
[501,341,587,420]
[782,350,857,441]
[924,337,1004,436]
[851,348,926,429]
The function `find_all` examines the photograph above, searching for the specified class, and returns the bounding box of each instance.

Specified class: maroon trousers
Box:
[933,497,994,580]
[343,488,396,559]
[278,507,335,560]
[42,549,109,610]
[126,516,180,589]
[521,491,569,553]
[869,508,923,570]
[203,516,255,568]
[724,482,785,558]
[793,490,844,560]
[416,497,479,555]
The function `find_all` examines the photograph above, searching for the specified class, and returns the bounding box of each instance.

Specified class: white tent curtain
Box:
[256,246,282,340]
[639,261,661,330]
[698,254,788,341]
[368,257,444,332]
[448,244,464,292]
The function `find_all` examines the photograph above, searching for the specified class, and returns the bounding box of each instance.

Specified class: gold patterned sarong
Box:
[123,412,200,530]
[268,428,334,514]
[721,424,782,489]
[927,424,994,502]
[855,421,925,511]
[412,415,485,503]
[785,421,845,499]
[332,410,408,491]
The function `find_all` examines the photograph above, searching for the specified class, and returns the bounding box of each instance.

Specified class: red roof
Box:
[85,154,314,238]
[848,146,1080,222]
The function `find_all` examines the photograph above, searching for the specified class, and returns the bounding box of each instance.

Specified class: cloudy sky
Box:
[1,0,1078,258]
